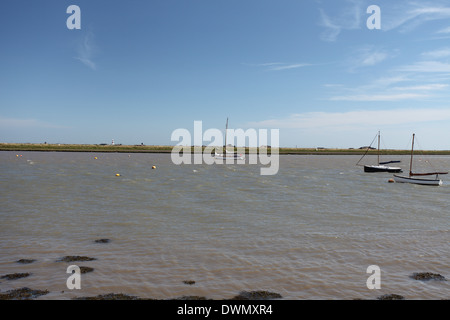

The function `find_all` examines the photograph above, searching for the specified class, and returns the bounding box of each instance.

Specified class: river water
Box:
[0,151,448,299]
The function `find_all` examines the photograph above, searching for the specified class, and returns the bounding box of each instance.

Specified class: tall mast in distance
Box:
[409,133,415,177]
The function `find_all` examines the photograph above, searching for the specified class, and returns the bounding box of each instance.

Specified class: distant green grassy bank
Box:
[2,143,450,155]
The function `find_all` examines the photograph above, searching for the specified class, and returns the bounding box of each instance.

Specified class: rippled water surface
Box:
[0,151,449,299]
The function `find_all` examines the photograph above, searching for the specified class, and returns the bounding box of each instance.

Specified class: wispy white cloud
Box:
[268,63,311,71]
[255,62,283,67]
[370,75,411,88]
[318,0,363,41]
[75,31,97,70]
[0,117,68,129]
[347,46,394,72]
[246,62,311,71]
[437,26,450,34]
[410,7,450,15]
[382,2,450,32]
[76,57,96,70]
[326,73,448,101]
[421,48,450,59]
[329,93,428,101]
[323,39,450,101]
[397,60,450,72]
[360,51,389,66]
[318,8,342,42]
[392,83,448,91]
[248,108,450,130]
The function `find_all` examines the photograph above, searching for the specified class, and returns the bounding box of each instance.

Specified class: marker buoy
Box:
[152,165,156,169]
[94,157,98,160]
[388,178,394,183]
[116,173,121,177]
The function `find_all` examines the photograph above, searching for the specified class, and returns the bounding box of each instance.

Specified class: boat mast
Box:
[377,131,380,165]
[224,117,228,154]
[409,133,415,177]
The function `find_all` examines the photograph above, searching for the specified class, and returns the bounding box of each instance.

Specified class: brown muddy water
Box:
[0,151,448,299]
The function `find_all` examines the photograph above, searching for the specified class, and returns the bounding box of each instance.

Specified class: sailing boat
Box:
[357,131,402,173]
[393,133,448,186]
[214,118,244,160]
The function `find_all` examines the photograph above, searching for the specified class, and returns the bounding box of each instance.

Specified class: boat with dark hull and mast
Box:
[357,131,402,173]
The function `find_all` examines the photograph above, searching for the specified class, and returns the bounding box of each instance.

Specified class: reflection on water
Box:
[0,151,449,299]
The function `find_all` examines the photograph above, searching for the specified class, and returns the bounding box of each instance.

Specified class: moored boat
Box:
[357,131,402,173]
[392,174,443,186]
[393,133,447,186]
[214,117,245,161]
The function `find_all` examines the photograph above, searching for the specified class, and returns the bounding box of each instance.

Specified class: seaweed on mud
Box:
[231,290,282,300]
[0,287,49,300]
[16,259,36,264]
[79,266,94,274]
[377,294,405,300]
[173,296,210,300]
[410,272,446,281]
[1,273,31,280]
[73,293,142,300]
[94,239,111,243]
[57,256,97,262]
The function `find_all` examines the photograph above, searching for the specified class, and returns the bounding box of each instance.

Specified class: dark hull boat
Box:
[357,131,402,173]
[364,164,402,173]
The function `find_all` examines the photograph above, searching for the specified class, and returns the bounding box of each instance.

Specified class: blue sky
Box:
[1,0,450,149]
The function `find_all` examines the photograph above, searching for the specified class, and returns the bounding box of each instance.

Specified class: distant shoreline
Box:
[2,143,450,155]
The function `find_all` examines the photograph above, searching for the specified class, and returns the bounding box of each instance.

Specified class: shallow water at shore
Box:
[0,151,449,299]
